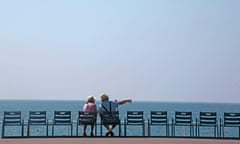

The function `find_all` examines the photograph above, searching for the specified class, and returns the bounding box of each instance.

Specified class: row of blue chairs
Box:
[1,111,240,138]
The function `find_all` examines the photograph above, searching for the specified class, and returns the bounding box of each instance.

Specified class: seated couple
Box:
[82,93,132,136]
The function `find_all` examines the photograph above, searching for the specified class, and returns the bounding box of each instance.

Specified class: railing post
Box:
[148,119,150,136]
[22,120,24,136]
[144,121,148,136]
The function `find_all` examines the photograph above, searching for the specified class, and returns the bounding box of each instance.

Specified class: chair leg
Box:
[214,126,217,138]
[172,125,175,136]
[119,123,121,136]
[192,125,194,136]
[167,124,169,136]
[220,125,222,138]
[52,125,54,136]
[190,125,192,136]
[165,125,167,136]
[198,125,200,137]
[100,123,102,136]
[27,125,30,136]
[148,125,150,136]
[124,124,127,136]
[2,125,4,137]
[22,125,24,136]
[172,125,174,136]
[239,127,240,138]
[143,124,145,136]
[95,123,97,136]
[76,125,78,136]
[222,126,225,138]
[46,125,48,136]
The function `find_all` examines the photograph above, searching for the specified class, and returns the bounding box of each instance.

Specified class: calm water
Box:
[0,100,239,137]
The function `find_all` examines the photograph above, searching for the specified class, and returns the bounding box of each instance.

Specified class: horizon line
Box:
[0,98,239,104]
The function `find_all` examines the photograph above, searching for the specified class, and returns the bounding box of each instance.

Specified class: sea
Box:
[0,100,239,138]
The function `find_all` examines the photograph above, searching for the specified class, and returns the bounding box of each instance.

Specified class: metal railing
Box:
[1,112,240,139]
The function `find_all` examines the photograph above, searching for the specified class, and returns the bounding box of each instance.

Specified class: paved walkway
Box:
[0,138,239,144]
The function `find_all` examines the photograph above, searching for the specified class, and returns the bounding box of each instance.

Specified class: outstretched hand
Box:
[128,99,132,103]
[119,99,133,105]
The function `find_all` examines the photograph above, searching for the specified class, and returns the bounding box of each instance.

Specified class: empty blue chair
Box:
[172,111,193,136]
[221,112,240,138]
[148,111,169,136]
[196,112,218,137]
[124,111,145,136]
[27,111,48,136]
[52,111,72,136]
[2,111,24,137]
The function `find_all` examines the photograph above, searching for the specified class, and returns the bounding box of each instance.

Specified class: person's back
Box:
[83,102,97,113]
[99,100,118,115]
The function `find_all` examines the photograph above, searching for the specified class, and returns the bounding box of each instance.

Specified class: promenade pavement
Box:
[0,138,239,144]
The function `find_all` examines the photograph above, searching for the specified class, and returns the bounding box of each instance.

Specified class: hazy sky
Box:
[0,0,239,103]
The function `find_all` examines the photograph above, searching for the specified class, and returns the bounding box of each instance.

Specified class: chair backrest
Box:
[29,111,47,125]
[101,111,120,125]
[3,111,22,126]
[224,112,240,126]
[78,111,96,125]
[54,111,72,125]
[175,111,192,125]
[199,112,217,126]
[127,111,144,125]
[150,111,168,125]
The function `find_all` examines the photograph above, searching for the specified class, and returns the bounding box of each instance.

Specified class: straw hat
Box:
[100,93,109,101]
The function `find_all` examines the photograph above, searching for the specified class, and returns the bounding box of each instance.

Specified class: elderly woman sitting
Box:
[82,96,97,136]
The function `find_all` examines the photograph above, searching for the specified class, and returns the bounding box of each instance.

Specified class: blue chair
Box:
[101,111,121,136]
[2,111,24,137]
[221,112,240,138]
[27,111,48,136]
[124,111,145,136]
[76,111,97,136]
[172,111,193,136]
[196,112,218,137]
[52,111,72,136]
[148,111,169,136]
